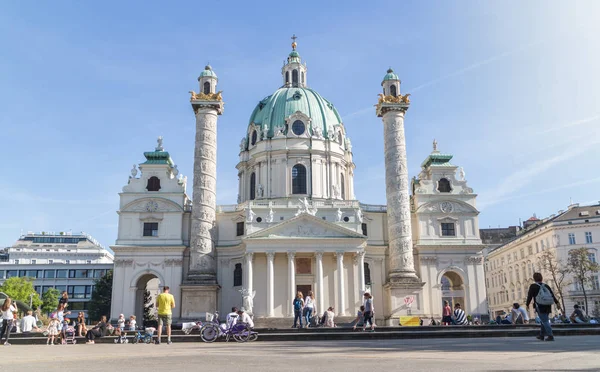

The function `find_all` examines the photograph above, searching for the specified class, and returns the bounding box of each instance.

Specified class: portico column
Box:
[336,251,346,316]
[356,250,366,295]
[266,251,275,317]
[244,252,254,295]
[287,251,296,317]
[315,251,324,314]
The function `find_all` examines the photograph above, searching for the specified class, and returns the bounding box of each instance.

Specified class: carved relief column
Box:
[188,95,223,283]
[336,251,346,316]
[376,94,418,282]
[244,252,254,296]
[266,251,275,317]
[287,251,296,317]
[315,251,324,314]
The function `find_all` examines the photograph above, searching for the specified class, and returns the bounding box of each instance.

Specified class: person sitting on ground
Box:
[21,310,40,333]
[511,303,529,325]
[570,305,587,324]
[237,308,254,329]
[85,315,108,344]
[429,317,439,326]
[352,306,365,330]
[324,307,336,328]
[453,303,468,325]
[76,312,87,337]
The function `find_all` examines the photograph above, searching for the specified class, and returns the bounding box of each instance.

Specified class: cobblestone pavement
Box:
[3,336,600,371]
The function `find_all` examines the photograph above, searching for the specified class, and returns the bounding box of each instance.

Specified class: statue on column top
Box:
[156,136,164,151]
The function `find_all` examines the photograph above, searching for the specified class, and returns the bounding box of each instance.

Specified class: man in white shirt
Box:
[21,310,40,333]
[225,307,239,328]
[511,303,530,325]
[237,308,254,328]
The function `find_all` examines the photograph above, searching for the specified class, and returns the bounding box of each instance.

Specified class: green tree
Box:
[537,250,570,312]
[0,277,42,309]
[41,288,60,314]
[88,270,113,321]
[143,289,157,327]
[567,247,600,316]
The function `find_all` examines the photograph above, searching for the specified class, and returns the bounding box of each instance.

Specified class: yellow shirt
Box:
[156,293,175,315]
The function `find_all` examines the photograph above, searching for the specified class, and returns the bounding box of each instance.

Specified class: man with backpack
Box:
[526,272,561,341]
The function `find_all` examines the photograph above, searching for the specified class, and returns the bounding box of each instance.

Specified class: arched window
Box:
[285,71,290,84]
[292,69,298,85]
[337,132,343,144]
[340,173,345,200]
[233,263,242,287]
[292,164,307,194]
[390,85,397,97]
[203,81,210,94]
[437,178,451,193]
[251,130,257,146]
[249,172,256,200]
[364,262,372,285]
[146,176,161,191]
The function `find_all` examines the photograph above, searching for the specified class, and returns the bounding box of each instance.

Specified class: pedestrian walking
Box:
[442,300,452,325]
[156,285,176,345]
[526,272,561,341]
[292,292,304,328]
[303,291,315,328]
[362,292,375,331]
[0,297,17,345]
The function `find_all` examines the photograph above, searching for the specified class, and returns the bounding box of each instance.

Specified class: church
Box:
[110,39,487,325]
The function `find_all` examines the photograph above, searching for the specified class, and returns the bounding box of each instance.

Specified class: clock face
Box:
[440,201,453,214]
[146,201,159,212]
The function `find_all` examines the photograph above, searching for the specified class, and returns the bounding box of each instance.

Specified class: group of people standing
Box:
[292,291,375,330]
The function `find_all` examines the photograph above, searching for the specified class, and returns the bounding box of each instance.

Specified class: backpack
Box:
[294,298,302,311]
[535,283,554,305]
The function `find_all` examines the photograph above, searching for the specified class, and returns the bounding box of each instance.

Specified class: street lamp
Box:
[29,293,34,308]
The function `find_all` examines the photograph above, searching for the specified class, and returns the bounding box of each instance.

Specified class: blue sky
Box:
[1,1,599,248]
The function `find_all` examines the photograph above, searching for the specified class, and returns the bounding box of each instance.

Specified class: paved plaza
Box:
[3,336,600,371]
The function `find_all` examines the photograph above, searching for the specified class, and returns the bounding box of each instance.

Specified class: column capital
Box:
[287,251,296,260]
[353,250,365,264]
[314,251,324,260]
[266,251,275,261]
[335,251,345,260]
[244,252,254,262]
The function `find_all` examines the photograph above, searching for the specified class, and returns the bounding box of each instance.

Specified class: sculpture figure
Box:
[239,288,256,315]
[355,208,364,223]
[332,185,340,199]
[345,137,352,152]
[336,208,343,222]
[274,125,285,137]
[459,167,466,181]
[262,126,269,140]
[266,208,275,223]
[246,206,256,223]
[313,125,323,139]
[239,137,247,152]
[130,165,138,178]
[156,136,164,151]
[172,164,179,177]
[257,184,264,198]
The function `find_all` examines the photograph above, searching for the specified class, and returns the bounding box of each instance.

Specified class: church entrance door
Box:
[297,285,312,297]
[441,271,465,310]
[134,274,161,326]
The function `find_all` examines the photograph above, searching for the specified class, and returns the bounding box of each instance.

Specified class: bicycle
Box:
[131,327,155,344]
[200,312,255,343]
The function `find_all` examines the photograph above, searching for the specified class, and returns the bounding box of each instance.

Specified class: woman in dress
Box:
[0,297,17,345]
[46,315,60,345]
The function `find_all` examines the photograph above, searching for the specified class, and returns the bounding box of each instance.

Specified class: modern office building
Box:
[0,231,114,313]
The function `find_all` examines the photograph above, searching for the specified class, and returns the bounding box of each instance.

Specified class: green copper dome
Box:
[198,65,217,80]
[382,68,399,82]
[248,87,342,138]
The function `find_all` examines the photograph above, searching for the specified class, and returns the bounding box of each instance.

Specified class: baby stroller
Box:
[64,326,77,344]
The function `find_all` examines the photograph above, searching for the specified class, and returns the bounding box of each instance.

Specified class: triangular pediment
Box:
[245,213,366,239]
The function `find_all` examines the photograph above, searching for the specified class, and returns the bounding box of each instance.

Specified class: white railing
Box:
[217,199,366,211]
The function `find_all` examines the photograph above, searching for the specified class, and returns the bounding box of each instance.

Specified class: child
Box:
[47,315,60,345]
[128,315,137,331]
[352,306,365,330]
[117,314,126,333]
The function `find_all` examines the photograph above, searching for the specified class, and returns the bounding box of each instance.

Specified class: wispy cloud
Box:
[478,139,600,209]
[341,42,541,120]
[538,114,600,134]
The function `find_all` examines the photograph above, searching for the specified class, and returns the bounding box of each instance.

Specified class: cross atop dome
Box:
[291,34,298,50]
[282,36,307,88]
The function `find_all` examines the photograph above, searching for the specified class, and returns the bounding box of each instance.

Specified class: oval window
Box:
[292,120,305,135]
[251,130,258,145]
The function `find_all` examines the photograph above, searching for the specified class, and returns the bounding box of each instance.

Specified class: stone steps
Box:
[5,324,600,345]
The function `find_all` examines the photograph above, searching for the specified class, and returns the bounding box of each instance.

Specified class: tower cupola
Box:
[381,68,401,97]
[281,35,307,88]
[198,65,218,94]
